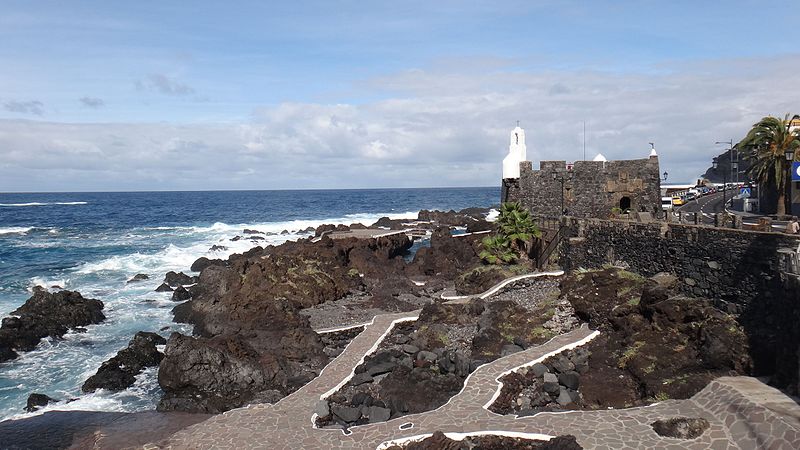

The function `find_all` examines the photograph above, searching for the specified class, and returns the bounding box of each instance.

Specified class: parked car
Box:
[661,197,674,211]
[672,196,684,206]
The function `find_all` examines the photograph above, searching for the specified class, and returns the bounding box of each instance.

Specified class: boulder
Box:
[367,406,391,423]
[82,332,166,392]
[531,363,549,377]
[331,405,361,423]
[542,373,560,394]
[651,417,710,439]
[155,283,173,292]
[171,286,191,302]
[556,388,573,406]
[163,271,195,287]
[190,257,225,273]
[314,400,330,418]
[0,289,105,363]
[25,393,58,412]
[209,245,227,252]
[558,371,581,390]
[127,274,149,284]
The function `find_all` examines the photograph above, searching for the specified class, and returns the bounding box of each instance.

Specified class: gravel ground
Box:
[301,291,433,330]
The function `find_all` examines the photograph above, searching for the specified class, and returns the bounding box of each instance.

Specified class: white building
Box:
[502,125,527,179]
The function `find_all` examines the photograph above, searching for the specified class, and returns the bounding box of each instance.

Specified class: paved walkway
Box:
[141,272,800,450]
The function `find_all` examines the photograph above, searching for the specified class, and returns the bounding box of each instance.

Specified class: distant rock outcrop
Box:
[0,289,105,363]
[82,332,166,392]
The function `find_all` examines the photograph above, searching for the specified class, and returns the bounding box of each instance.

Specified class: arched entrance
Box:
[619,196,631,212]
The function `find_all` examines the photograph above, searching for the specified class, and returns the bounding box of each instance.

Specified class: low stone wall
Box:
[554,216,800,393]
[557,217,799,308]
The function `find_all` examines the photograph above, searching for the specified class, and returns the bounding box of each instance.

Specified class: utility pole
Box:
[716,140,735,184]
[583,121,586,161]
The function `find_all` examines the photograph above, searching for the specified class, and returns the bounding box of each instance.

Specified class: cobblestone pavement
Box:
[142,273,800,450]
[145,315,800,449]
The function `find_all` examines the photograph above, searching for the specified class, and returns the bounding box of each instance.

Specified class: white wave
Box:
[28,277,69,291]
[0,202,88,207]
[485,208,499,222]
[0,227,34,235]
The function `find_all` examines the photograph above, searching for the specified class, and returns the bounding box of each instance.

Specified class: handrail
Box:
[537,224,565,269]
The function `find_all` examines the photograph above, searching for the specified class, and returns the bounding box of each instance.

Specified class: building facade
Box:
[501,126,662,219]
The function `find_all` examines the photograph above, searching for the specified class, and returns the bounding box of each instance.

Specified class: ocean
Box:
[0,187,498,421]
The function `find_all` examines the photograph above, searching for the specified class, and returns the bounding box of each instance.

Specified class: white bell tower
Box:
[502,123,527,179]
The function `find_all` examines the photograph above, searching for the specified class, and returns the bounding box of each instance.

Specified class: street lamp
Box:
[552,170,573,216]
[661,171,669,219]
[716,140,736,184]
[713,157,731,213]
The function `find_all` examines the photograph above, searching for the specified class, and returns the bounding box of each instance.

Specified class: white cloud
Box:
[79,96,104,108]
[3,100,44,115]
[1,55,798,191]
[135,74,195,96]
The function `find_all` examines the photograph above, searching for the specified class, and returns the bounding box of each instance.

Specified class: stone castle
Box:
[501,125,662,219]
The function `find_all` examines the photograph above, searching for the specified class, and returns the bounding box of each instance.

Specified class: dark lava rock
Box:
[407,227,483,280]
[558,371,581,390]
[243,229,263,235]
[384,431,583,450]
[82,332,166,392]
[331,405,361,423]
[157,233,412,413]
[0,289,105,363]
[127,274,149,284]
[190,257,225,273]
[171,286,191,302]
[466,219,494,233]
[651,417,710,439]
[25,393,58,412]
[209,245,227,252]
[164,271,195,287]
[417,208,489,226]
[155,283,174,292]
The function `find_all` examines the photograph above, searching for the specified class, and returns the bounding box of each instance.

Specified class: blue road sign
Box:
[740,187,751,197]
[793,162,800,182]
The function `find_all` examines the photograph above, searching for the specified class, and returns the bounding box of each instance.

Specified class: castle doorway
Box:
[619,196,631,211]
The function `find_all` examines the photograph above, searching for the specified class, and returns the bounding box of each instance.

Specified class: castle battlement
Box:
[501,126,661,219]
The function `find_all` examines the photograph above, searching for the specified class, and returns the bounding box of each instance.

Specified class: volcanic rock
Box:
[155,283,173,292]
[651,417,710,439]
[25,393,58,412]
[164,271,195,287]
[190,257,225,273]
[171,286,191,302]
[0,289,105,363]
[82,332,166,392]
[127,274,149,284]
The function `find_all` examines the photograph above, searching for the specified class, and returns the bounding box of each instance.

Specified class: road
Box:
[676,190,727,215]
[675,191,788,230]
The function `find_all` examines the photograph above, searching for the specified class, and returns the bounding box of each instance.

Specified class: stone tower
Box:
[502,125,527,179]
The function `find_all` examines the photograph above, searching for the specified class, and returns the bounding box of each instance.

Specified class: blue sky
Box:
[0,1,798,191]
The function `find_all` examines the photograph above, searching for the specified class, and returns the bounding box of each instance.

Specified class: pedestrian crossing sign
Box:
[793,162,800,182]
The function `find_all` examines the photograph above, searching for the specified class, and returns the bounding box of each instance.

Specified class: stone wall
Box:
[554,216,800,392]
[504,156,661,219]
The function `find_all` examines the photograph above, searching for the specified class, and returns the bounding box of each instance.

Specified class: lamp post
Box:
[713,157,734,213]
[662,171,668,219]
[716,140,736,184]
[553,170,572,216]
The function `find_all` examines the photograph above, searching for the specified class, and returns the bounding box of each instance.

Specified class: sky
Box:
[0,0,798,192]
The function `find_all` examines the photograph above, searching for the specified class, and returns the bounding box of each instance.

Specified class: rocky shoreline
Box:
[0,206,796,449]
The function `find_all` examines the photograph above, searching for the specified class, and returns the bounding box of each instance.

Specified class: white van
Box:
[661,197,673,211]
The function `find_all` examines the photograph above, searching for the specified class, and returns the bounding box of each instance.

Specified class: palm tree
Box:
[739,114,800,215]
[496,202,542,258]
[479,235,517,265]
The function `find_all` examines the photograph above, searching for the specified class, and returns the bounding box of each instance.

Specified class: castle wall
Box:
[553,216,800,392]
[506,157,661,218]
